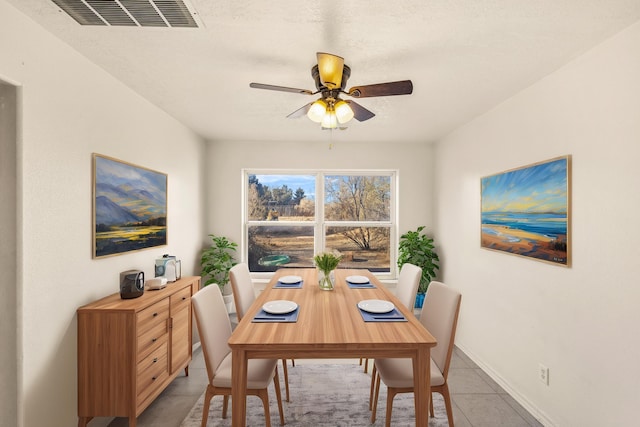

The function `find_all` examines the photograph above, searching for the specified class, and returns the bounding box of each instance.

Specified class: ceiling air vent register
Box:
[51,0,199,27]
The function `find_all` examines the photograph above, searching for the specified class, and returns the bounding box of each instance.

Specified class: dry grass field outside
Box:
[248,216,390,272]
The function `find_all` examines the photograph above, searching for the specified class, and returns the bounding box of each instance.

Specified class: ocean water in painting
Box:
[482,212,567,240]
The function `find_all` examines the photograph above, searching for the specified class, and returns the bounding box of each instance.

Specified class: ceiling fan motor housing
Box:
[312,64,351,92]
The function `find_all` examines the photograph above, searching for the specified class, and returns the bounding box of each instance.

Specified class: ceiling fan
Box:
[249,52,413,129]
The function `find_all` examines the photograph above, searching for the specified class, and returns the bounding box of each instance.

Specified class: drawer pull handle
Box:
[153,358,158,363]
[152,376,157,381]
[153,312,158,317]
[182,296,187,301]
[152,337,157,342]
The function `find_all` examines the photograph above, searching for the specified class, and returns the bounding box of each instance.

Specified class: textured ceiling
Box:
[7,0,640,143]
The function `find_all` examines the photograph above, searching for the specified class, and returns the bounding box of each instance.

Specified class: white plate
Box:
[358,299,395,314]
[263,300,298,314]
[346,275,370,284]
[278,275,302,284]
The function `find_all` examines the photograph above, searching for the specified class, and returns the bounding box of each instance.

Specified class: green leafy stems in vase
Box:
[314,251,342,291]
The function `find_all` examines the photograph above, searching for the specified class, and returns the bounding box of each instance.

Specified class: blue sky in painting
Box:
[96,156,166,194]
[481,158,568,214]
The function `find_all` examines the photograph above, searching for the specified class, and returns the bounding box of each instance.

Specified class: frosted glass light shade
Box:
[321,111,338,129]
[307,99,327,123]
[334,100,354,124]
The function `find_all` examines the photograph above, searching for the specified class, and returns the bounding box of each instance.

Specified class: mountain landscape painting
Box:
[481,156,570,266]
[93,154,167,258]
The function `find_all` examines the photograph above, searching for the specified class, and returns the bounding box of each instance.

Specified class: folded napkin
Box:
[274,280,303,289]
[347,281,375,289]
[358,306,407,322]
[252,307,300,323]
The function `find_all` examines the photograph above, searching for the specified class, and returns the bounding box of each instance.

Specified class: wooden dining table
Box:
[228,268,437,426]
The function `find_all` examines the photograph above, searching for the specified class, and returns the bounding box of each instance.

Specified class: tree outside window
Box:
[244,172,395,275]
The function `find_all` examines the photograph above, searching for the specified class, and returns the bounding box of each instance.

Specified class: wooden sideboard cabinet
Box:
[77,276,201,427]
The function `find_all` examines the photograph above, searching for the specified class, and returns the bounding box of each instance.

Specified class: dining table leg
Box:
[413,346,431,427]
[231,348,248,427]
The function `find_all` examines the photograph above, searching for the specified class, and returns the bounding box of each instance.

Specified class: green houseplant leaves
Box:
[397,226,440,294]
[200,234,238,292]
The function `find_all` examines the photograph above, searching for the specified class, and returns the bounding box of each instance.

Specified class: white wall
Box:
[0,2,206,427]
[434,20,640,426]
[204,140,435,270]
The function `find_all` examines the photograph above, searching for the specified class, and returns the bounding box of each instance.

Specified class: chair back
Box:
[420,281,461,379]
[192,285,233,382]
[229,263,256,320]
[395,263,422,310]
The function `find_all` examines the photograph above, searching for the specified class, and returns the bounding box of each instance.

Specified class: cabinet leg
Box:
[184,365,189,376]
[128,416,137,427]
[78,416,91,427]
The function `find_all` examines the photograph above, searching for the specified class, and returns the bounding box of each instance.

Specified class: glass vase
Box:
[318,269,335,291]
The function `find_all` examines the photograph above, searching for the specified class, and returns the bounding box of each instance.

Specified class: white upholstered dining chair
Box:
[362,262,422,374]
[371,281,461,427]
[191,284,284,427]
[230,262,293,402]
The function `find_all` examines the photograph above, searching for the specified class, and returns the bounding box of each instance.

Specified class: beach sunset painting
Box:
[481,156,570,266]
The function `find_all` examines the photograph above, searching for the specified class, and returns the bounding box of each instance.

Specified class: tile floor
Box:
[107,315,543,427]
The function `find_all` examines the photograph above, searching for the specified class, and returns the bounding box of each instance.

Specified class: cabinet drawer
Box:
[170,286,191,311]
[137,321,168,360]
[137,298,169,336]
[137,341,168,376]
[137,348,169,403]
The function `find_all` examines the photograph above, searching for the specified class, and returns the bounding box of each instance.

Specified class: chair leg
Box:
[222,395,229,419]
[363,357,369,373]
[257,388,272,427]
[282,359,290,402]
[385,388,397,427]
[439,385,455,427]
[371,373,381,423]
[272,367,285,426]
[430,392,434,417]
[291,358,295,367]
[201,386,215,427]
[368,364,377,410]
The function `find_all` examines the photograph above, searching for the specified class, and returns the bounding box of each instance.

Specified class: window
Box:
[243,171,396,278]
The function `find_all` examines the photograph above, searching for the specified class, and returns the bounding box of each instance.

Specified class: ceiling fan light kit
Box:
[250,52,413,130]
[307,99,328,123]
[308,98,354,129]
[334,100,354,123]
[320,111,338,129]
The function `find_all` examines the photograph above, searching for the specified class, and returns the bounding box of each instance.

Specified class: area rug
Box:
[180,363,449,427]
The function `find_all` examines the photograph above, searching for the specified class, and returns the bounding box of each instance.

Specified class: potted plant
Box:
[397,226,440,308]
[314,250,342,291]
[200,234,238,309]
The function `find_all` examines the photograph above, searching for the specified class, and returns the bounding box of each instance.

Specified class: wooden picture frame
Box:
[92,154,167,258]
[481,155,571,266]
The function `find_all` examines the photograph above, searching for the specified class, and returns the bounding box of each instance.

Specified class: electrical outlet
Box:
[538,363,549,386]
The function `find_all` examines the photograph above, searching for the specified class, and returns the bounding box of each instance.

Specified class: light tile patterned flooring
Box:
[107,315,543,427]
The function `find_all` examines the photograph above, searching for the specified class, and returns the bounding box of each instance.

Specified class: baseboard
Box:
[455,342,556,427]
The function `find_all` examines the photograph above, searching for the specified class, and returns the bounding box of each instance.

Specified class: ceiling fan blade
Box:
[347,80,413,98]
[287,103,312,118]
[346,100,375,122]
[316,52,344,89]
[250,82,313,95]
